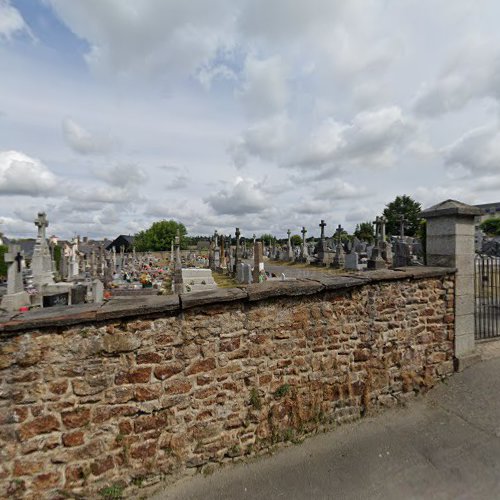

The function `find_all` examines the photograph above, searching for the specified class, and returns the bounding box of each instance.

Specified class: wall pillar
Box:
[421,199,481,370]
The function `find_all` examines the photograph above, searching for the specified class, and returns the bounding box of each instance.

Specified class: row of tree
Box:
[133,195,424,252]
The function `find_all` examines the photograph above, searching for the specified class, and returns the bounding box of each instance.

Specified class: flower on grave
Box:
[140,273,152,285]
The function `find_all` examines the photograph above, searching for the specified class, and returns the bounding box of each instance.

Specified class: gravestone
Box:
[332,224,345,269]
[367,247,386,270]
[0,245,30,312]
[300,227,308,259]
[393,240,413,267]
[43,292,69,307]
[71,284,87,305]
[252,241,264,283]
[242,263,252,284]
[31,212,55,287]
[345,251,361,271]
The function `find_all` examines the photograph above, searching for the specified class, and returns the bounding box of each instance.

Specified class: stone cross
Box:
[34,212,49,240]
[301,226,307,243]
[373,216,381,244]
[335,224,344,245]
[253,234,256,245]
[235,227,241,271]
[214,230,219,247]
[319,220,327,240]
[379,216,387,242]
[399,214,408,240]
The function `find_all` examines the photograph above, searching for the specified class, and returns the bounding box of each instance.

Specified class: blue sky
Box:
[1,0,500,239]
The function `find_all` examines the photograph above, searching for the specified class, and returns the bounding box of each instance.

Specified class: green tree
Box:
[354,222,375,243]
[134,220,187,251]
[0,245,7,279]
[383,195,422,237]
[290,234,302,246]
[480,218,500,236]
[260,233,275,246]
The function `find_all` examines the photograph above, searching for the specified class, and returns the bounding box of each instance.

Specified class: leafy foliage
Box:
[353,222,375,243]
[260,233,275,245]
[382,195,422,237]
[290,234,302,246]
[480,218,500,236]
[134,220,187,251]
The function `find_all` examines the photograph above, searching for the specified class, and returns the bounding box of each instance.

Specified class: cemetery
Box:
[0,205,428,316]
[0,197,494,499]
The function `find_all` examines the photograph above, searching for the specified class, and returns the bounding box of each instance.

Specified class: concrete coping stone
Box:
[421,199,481,218]
[180,287,247,309]
[0,267,455,333]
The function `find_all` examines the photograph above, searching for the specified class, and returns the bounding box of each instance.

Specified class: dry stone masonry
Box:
[0,268,455,498]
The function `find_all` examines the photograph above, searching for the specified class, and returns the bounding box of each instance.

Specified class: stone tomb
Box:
[181,269,217,293]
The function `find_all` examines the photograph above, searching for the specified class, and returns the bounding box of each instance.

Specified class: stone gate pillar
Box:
[421,199,481,370]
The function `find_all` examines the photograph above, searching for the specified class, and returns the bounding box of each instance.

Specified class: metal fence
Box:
[475,254,500,340]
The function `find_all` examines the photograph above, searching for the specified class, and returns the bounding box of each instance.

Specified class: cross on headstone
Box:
[379,216,387,242]
[335,224,344,245]
[319,220,327,240]
[34,212,49,239]
[398,214,408,239]
[372,216,381,243]
[287,229,291,238]
[301,226,307,242]
[14,252,23,272]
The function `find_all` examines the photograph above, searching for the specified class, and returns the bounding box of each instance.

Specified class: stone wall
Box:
[0,267,455,498]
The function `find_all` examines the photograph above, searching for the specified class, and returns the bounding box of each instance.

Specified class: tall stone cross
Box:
[379,216,387,242]
[373,216,381,244]
[253,234,256,245]
[319,220,327,240]
[34,212,49,240]
[301,227,307,244]
[214,229,219,247]
[235,227,241,270]
[399,214,408,240]
[335,224,344,246]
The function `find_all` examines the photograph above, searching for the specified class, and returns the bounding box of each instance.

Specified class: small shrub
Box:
[99,483,124,499]
[249,388,262,410]
[274,384,290,399]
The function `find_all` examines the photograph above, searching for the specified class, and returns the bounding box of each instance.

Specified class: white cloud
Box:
[238,55,289,118]
[47,0,236,80]
[318,178,367,199]
[62,117,114,155]
[204,176,267,215]
[443,125,500,174]
[0,150,59,196]
[0,0,30,41]
[233,106,415,171]
[92,163,147,188]
[413,38,500,117]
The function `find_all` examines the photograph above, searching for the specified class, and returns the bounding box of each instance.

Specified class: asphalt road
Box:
[153,353,500,500]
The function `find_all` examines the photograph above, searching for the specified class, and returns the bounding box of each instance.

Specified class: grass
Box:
[212,271,239,288]
[99,484,124,499]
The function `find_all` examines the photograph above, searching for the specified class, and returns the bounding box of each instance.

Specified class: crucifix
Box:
[335,224,344,246]
[301,226,307,243]
[399,214,408,240]
[372,216,381,244]
[319,220,327,240]
[14,252,23,272]
[379,216,387,242]
[34,212,49,240]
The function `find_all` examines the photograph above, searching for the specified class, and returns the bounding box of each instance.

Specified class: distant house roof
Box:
[106,235,135,252]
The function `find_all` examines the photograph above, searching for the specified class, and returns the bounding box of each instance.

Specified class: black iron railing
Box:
[475,254,500,340]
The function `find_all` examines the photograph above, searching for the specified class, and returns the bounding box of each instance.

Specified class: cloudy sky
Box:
[1,0,499,240]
